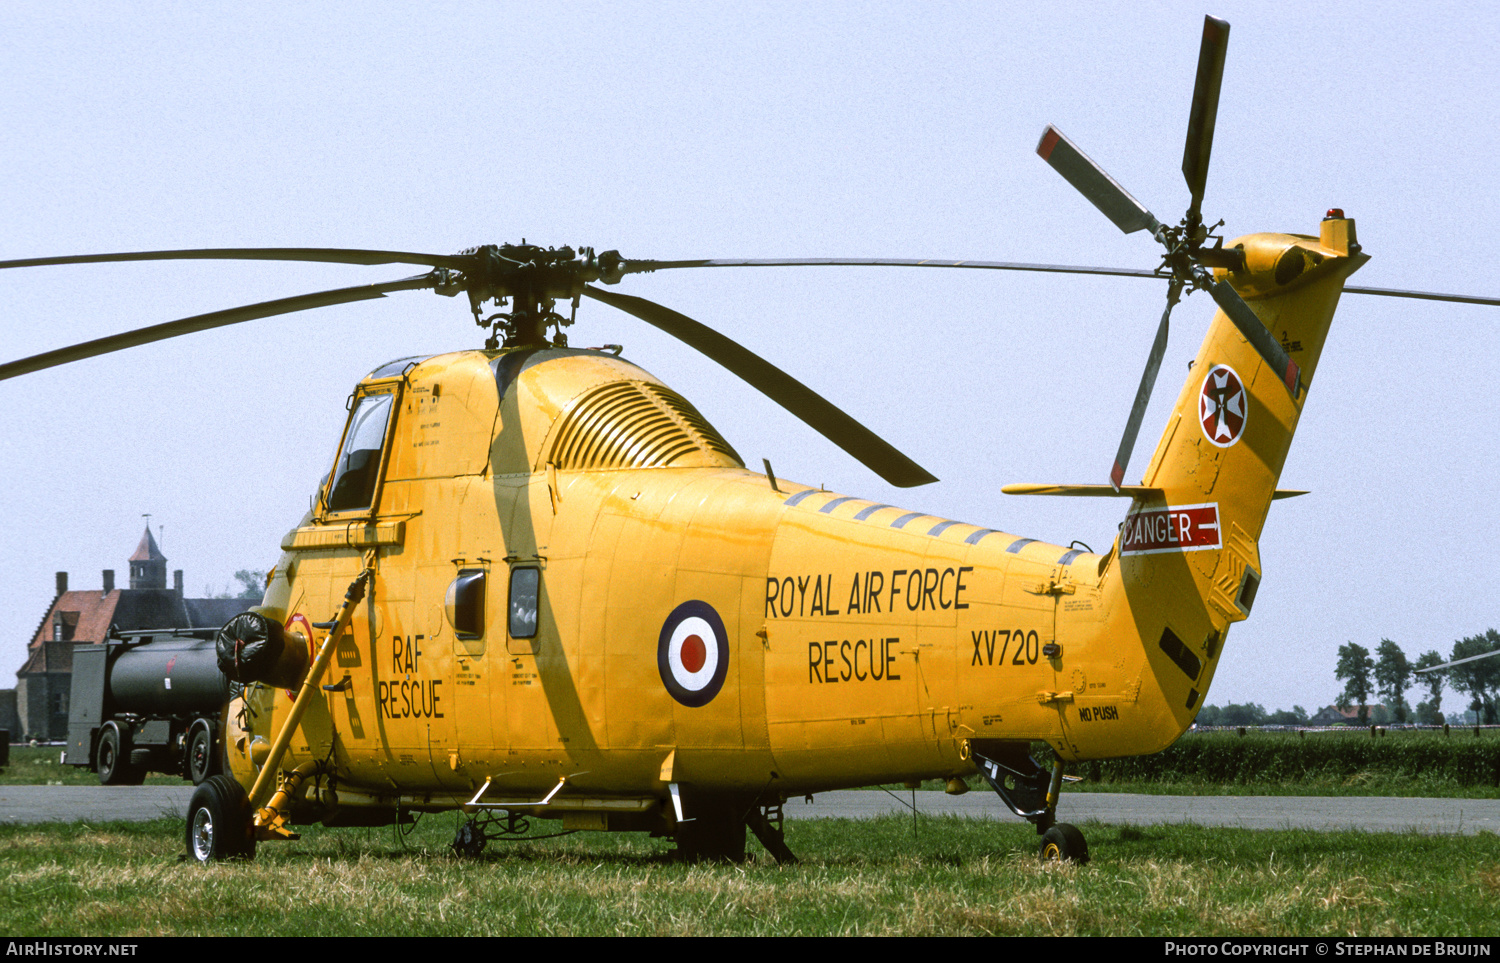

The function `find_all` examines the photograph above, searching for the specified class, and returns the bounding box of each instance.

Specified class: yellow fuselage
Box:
[234,217,1367,823]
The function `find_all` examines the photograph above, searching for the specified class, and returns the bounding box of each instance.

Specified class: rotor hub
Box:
[435,242,628,348]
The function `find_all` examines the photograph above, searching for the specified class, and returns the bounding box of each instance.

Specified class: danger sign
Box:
[1121,503,1222,556]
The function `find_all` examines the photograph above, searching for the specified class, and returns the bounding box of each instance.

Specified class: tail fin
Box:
[1109,214,1367,715]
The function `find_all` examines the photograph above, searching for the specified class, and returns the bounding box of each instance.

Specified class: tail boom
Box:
[1063,215,1368,759]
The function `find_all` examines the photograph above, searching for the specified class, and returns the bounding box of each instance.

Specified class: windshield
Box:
[326,391,394,513]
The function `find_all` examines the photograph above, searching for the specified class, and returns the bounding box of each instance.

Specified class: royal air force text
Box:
[766,568,973,618]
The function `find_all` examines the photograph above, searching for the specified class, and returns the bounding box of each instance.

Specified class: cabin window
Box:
[508,567,540,639]
[326,389,396,514]
[446,570,486,640]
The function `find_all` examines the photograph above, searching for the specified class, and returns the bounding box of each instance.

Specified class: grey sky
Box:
[2,1,1496,715]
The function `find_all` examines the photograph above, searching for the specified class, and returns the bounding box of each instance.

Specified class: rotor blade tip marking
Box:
[1037,127,1061,160]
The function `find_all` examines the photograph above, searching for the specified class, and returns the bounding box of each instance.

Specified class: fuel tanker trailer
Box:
[64,629,233,785]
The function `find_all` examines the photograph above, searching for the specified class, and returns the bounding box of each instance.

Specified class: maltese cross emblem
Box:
[1199,364,1246,447]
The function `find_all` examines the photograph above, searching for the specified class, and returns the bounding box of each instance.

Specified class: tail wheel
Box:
[187,724,219,785]
[96,725,145,786]
[185,775,256,862]
[451,819,488,858]
[1038,823,1089,864]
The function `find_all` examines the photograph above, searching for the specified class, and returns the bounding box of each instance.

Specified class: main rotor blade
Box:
[0,247,472,272]
[1037,126,1162,237]
[0,274,436,382]
[1182,16,1231,225]
[1414,649,1500,673]
[1345,285,1500,307]
[582,285,938,487]
[620,256,1162,282]
[1111,283,1181,491]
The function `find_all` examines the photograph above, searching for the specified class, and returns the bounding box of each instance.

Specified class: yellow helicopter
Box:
[2,16,1493,865]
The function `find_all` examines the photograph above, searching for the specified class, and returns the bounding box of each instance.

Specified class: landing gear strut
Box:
[746,801,797,864]
[970,742,1089,864]
[671,790,797,864]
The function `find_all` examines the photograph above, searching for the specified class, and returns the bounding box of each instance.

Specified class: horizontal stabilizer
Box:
[1002,483,1159,498]
[1003,483,1307,500]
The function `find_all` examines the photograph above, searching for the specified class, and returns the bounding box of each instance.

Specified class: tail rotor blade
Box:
[1111,281,1181,490]
[582,285,937,487]
[1037,126,1162,237]
[1204,275,1301,397]
[1182,16,1231,225]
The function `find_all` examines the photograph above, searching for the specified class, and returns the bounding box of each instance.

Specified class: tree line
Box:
[1193,703,1312,726]
[1335,629,1500,726]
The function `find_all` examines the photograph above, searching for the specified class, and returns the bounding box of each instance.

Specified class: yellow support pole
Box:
[249,568,371,823]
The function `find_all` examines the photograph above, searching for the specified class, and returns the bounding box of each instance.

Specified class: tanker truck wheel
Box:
[185,775,256,862]
[96,724,145,786]
[187,724,219,785]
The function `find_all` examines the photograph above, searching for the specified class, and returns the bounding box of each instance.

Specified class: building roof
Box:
[19,640,81,675]
[129,525,166,563]
[17,586,251,679]
[16,522,264,681]
[27,589,123,651]
[183,597,255,628]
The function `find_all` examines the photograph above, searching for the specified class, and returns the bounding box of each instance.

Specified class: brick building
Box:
[5,526,250,742]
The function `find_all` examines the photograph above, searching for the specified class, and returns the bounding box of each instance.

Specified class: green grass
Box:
[0,813,1496,936]
[0,747,183,786]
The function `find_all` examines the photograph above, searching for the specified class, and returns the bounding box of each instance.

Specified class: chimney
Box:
[55,571,67,596]
[173,569,184,595]
[102,570,115,594]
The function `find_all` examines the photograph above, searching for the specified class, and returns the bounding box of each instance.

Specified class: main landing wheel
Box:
[675,798,748,863]
[185,775,256,863]
[1039,823,1089,864]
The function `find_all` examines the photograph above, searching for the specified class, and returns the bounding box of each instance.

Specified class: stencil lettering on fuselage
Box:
[807,637,902,683]
[765,567,973,618]
[969,628,1043,667]
[379,634,445,720]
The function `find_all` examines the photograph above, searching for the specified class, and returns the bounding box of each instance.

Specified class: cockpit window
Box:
[326,389,395,513]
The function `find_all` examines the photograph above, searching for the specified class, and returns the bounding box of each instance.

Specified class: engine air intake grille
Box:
[548,381,742,471]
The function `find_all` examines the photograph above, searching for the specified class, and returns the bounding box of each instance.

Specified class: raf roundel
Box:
[658,600,730,708]
[1199,363,1247,448]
